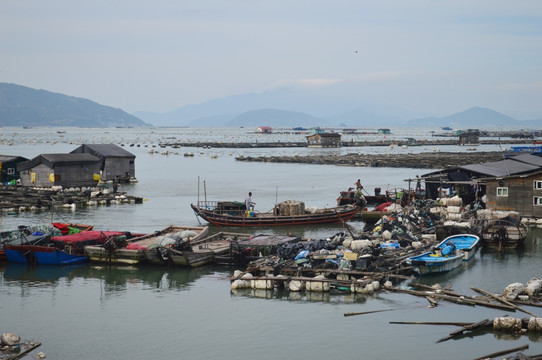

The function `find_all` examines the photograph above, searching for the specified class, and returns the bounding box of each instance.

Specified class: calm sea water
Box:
[1,127,541,360]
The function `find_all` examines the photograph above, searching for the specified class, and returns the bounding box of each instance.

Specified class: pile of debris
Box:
[0,332,42,360]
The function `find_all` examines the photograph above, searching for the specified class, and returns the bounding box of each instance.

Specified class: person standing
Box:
[355,179,363,190]
[245,192,255,210]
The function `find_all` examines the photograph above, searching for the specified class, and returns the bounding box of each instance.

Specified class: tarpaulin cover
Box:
[50,231,144,248]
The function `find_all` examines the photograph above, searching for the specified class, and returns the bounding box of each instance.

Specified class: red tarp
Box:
[50,231,145,245]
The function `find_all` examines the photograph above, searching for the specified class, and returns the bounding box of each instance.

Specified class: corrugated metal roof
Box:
[71,144,135,158]
[0,155,28,163]
[509,153,542,167]
[19,153,100,171]
[459,159,539,177]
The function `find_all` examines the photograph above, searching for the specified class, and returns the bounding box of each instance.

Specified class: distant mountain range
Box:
[1,82,541,128]
[136,88,542,128]
[0,83,149,127]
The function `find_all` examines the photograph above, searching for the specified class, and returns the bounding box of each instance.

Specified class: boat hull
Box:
[407,234,480,275]
[3,245,88,265]
[191,204,358,227]
[84,225,208,265]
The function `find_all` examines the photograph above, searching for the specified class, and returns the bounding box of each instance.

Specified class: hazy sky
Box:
[1,1,541,119]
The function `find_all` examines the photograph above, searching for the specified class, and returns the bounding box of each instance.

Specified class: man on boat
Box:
[245,192,256,210]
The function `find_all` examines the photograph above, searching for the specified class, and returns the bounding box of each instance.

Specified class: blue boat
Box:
[406,234,480,275]
[3,230,140,266]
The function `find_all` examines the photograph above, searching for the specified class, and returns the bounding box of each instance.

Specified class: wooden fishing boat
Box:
[475,216,528,250]
[3,230,134,265]
[84,225,208,265]
[190,201,358,227]
[167,231,238,267]
[406,234,480,275]
[214,233,301,266]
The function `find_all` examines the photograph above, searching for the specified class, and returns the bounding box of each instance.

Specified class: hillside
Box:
[0,83,149,127]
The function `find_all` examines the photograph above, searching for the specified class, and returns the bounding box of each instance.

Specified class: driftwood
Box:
[473,344,529,360]
[436,319,491,343]
[471,286,538,317]
[387,287,516,311]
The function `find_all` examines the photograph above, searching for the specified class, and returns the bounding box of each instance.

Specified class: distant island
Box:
[0,83,149,127]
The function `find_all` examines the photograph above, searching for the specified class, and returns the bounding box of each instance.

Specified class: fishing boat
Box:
[208,232,300,266]
[167,232,233,267]
[84,225,208,265]
[3,230,135,265]
[0,223,92,262]
[190,200,358,227]
[473,216,528,250]
[406,234,480,275]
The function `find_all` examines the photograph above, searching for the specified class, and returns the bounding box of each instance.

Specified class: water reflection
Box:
[1,262,217,295]
[230,286,377,304]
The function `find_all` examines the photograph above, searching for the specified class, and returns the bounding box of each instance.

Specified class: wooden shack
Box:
[485,170,542,217]
[0,155,28,184]
[306,133,341,147]
[17,153,102,188]
[71,144,136,182]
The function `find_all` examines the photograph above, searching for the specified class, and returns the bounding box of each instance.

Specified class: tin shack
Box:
[71,144,136,182]
[17,153,102,188]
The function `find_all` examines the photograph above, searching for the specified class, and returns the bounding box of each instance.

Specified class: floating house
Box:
[378,128,391,135]
[306,133,341,147]
[257,126,273,134]
[0,155,28,184]
[459,131,480,145]
[70,144,136,182]
[18,153,102,188]
[421,153,542,215]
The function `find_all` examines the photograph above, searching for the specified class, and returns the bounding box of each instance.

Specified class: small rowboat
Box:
[406,234,480,275]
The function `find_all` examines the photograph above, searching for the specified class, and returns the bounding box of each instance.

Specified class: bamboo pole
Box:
[390,321,474,326]
[344,309,395,317]
[436,319,491,343]
[473,344,529,360]
[471,286,538,317]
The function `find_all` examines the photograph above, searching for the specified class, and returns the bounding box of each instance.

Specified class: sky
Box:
[1,0,542,119]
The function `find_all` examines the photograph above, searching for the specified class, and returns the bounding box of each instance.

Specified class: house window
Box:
[497,187,508,197]
[534,197,542,206]
[7,168,15,175]
[534,181,542,190]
